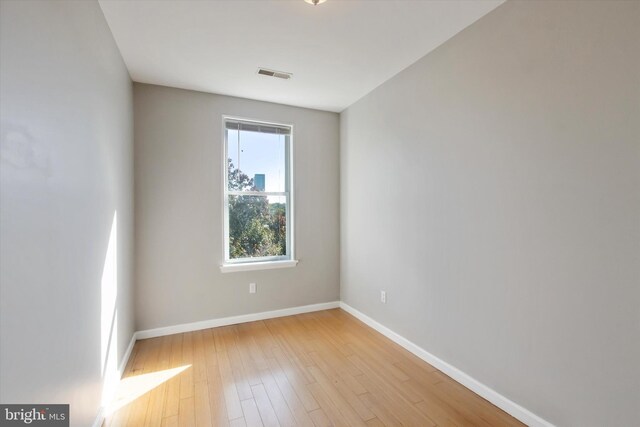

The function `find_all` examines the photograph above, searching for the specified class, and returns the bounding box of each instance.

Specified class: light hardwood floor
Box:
[104,309,525,427]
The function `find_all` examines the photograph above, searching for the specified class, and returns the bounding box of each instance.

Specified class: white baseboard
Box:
[118,332,138,375]
[97,300,552,427]
[339,301,554,427]
[136,301,341,340]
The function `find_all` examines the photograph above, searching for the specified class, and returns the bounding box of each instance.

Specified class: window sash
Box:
[225,120,291,136]
[222,116,293,265]
[227,191,287,197]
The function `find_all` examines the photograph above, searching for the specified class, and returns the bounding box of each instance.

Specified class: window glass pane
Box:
[227,128,286,192]
[228,195,287,259]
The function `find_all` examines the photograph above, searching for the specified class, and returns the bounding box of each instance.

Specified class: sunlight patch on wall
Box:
[101,211,119,407]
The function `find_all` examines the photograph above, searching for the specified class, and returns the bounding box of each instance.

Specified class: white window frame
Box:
[220,116,297,273]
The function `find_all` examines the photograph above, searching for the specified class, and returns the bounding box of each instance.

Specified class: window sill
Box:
[220,259,298,273]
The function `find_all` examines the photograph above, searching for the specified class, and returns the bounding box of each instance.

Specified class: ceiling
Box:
[98,0,504,112]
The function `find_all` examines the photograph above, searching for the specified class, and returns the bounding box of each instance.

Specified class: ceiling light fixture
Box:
[304,0,327,5]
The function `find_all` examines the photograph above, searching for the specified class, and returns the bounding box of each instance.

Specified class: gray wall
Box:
[340,1,639,426]
[0,1,134,426]
[134,83,339,331]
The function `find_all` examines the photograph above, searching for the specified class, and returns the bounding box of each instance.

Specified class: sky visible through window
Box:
[227,129,286,194]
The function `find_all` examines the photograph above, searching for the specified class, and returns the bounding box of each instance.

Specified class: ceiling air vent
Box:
[257,68,292,80]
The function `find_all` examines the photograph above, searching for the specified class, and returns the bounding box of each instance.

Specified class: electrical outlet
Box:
[249,282,257,294]
[380,290,386,304]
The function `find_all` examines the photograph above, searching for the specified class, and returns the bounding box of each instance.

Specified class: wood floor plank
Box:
[347,350,423,404]
[393,358,440,380]
[126,338,162,426]
[269,347,319,411]
[229,417,248,427]
[435,375,523,426]
[194,381,213,427]
[365,418,385,427]
[240,398,264,427]
[160,415,178,427]
[259,370,297,426]
[143,335,172,427]
[266,317,315,368]
[233,325,264,389]
[228,338,257,398]
[306,366,368,427]
[237,322,270,371]
[205,340,229,427]
[163,333,183,418]
[207,377,230,427]
[306,311,354,358]
[307,381,360,427]
[358,392,403,427]
[178,396,196,427]
[347,339,411,383]
[250,383,281,427]
[106,310,525,427]
[201,328,217,363]
[265,358,314,427]
[271,333,317,384]
[213,325,229,353]
[306,355,373,422]
[179,332,195,400]
[203,329,231,427]
[415,399,468,427]
[218,349,245,421]
[193,330,209,384]
[244,318,280,359]
[308,349,366,395]
[308,408,332,427]
[354,372,437,427]
[408,379,488,427]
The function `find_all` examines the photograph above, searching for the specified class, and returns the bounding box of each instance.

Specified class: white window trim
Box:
[220,259,298,273]
[220,115,297,273]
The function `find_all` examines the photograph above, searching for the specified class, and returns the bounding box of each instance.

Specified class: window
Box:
[221,117,296,272]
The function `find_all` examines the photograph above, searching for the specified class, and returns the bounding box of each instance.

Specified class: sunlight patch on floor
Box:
[106,365,191,415]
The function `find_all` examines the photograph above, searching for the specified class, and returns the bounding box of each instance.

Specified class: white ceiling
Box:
[99,0,504,112]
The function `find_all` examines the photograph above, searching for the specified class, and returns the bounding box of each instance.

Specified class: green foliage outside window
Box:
[228,159,286,259]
